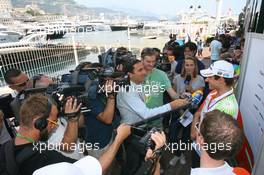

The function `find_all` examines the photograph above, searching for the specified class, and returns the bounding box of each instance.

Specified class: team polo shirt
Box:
[199,89,239,121]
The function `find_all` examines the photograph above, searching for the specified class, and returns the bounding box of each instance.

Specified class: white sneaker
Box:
[179,154,186,165]
[169,155,181,166]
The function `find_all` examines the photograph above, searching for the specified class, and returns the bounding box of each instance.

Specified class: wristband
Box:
[107,92,116,97]
[64,111,81,121]
[107,95,115,100]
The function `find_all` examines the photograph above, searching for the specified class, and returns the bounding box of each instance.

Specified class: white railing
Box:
[0,41,90,87]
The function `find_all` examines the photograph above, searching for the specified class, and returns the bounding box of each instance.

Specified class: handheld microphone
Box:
[133,90,204,127]
[184,74,192,85]
[177,90,204,122]
[191,90,203,107]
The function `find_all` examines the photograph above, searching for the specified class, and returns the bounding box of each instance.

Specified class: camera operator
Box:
[4,68,29,95]
[28,74,86,160]
[28,74,54,88]
[117,59,189,125]
[75,62,92,71]
[163,34,179,53]
[2,94,131,175]
[4,68,29,121]
[84,78,120,159]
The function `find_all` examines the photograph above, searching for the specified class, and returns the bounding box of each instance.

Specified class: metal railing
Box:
[0,32,142,89]
[0,40,90,87]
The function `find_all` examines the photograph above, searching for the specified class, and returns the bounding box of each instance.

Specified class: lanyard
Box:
[207,90,233,111]
[16,133,35,143]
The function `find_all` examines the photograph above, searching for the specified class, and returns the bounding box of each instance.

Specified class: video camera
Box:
[61,47,135,92]
[24,84,91,114]
[156,55,172,72]
[98,47,136,69]
[139,127,161,151]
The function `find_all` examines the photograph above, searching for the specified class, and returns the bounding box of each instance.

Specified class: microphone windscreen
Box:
[191,90,203,106]
[184,74,192,85]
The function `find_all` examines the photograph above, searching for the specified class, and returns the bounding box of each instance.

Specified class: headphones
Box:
[34,98,52,131]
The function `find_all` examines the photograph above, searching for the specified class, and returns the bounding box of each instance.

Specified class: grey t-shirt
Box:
[0,120,11,144]
[173,75,205,94]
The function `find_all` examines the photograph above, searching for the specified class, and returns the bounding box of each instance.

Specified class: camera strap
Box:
[131,125,147,132]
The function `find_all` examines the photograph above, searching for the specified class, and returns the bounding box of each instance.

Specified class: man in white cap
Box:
[190,60,239,167]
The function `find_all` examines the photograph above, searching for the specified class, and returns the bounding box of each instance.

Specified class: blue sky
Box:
[75,0,246,17]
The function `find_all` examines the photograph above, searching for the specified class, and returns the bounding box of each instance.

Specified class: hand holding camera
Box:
[64,97,82,122]
[104,80,115,97]
[144,131,166,161]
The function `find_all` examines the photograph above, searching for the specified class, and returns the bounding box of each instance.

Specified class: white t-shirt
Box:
[210,40,222,61]
[33,156,102,175]
[191,162,235,175]
[48,118,84,160]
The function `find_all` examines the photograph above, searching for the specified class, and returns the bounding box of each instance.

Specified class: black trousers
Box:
[120,134,146,175]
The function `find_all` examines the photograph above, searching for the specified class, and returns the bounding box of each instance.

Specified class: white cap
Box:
[33,156,102,175]
[200,60,234,78]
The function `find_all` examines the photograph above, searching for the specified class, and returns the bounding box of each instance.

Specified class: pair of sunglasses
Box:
[32,74,44,88]
[11,79,29,87]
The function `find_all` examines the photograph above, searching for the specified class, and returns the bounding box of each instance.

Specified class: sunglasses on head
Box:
[32,74,44,88]
[12,79,29,87]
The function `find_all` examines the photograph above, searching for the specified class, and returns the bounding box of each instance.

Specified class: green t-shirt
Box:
[143,68,172,108]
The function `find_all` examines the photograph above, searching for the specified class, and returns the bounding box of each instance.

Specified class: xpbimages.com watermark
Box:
[97,82,166,96]
[32,140,232,154]
[34,26,222,37]
[164,140,232,154]
[32,141,100,153]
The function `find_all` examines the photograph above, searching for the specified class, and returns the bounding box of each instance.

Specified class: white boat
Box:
[19,33,47,43]
[0,25,23,43]
[25,24,67,40]
[142,35,158,39]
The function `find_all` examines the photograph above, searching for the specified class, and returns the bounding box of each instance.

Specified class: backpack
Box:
[0,140,37,175]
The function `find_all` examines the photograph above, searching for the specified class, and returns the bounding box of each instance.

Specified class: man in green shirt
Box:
[141,48,179,127]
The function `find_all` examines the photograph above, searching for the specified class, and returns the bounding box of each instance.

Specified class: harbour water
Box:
[63,30,169,50]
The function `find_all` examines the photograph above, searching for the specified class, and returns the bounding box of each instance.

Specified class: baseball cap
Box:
[33,156,102,175]
[200,60,234,78]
